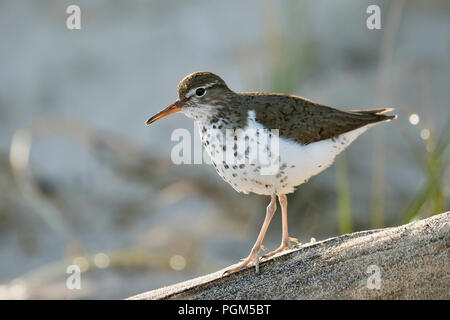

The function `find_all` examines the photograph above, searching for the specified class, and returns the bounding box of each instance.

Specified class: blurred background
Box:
[0,0,449,299]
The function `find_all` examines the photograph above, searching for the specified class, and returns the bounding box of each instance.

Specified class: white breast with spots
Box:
[199,110,368,196]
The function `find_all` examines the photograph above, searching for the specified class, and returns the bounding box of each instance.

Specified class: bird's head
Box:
[145,71,234,125]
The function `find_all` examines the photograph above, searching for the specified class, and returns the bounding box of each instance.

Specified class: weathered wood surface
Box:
[129,212,449,300]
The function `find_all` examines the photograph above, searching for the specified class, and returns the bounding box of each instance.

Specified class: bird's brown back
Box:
[234,92,396,145]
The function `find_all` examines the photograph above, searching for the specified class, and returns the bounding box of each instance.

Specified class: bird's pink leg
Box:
[263,194,299,259]
[223,194,277,275]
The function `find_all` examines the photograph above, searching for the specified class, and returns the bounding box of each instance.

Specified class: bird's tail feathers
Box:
[349,107,397,122]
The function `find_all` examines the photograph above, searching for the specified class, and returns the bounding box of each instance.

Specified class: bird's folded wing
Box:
[250,94,396,145]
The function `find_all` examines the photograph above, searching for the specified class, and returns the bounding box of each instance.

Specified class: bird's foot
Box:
[223,247,263,276]
[288,237,301,246]
[262,237,300,259]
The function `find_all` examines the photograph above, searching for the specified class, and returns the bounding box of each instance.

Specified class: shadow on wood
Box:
[129,212,449,300]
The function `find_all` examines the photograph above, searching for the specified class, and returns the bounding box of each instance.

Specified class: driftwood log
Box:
[129,212,449,300]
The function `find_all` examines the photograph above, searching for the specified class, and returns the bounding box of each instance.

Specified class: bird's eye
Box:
[195,88,206,97]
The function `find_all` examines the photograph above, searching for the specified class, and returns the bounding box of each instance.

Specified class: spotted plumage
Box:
[145,71,396,274]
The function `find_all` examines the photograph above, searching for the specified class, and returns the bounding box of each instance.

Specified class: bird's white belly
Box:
[272,126,367,194]
[199,116,367,196]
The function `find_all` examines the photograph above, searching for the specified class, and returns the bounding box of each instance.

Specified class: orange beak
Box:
[145,101,182,125]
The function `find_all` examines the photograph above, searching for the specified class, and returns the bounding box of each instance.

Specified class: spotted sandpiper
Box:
[145,71,396,274]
